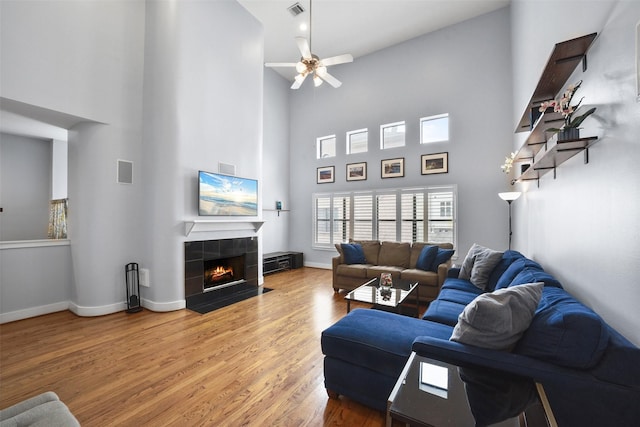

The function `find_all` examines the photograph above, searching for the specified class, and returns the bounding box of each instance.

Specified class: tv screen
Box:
[198,171,258,216]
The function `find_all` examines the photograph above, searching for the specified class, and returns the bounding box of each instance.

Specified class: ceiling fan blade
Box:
[295,37,311,59]
[264,62,298,67]
[320,54,353,67]
[291,73,307,89]
[318,71,342,88]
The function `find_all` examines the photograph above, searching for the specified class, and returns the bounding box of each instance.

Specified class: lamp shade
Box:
[498,192,521,202]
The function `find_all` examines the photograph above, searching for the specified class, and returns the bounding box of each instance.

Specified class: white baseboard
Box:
[141,298,185,312]
[0,301,70,324]
[303,261,331,270]
[68,301,127,317]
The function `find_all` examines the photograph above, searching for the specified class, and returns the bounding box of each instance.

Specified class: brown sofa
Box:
[332,240,454,302]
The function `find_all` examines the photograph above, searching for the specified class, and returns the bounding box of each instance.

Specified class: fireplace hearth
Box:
[185,237,258,309]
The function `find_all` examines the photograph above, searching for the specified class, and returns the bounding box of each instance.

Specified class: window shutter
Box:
[376,193,397,241]
[353,193,373,240]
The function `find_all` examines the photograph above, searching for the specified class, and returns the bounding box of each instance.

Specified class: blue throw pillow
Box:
[431,248,455,272]
[416,245,438,271]
[341,243,367,264]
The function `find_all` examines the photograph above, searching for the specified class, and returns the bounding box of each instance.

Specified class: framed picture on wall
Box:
[381,158,404,179]
[317,166,335,184]
[346,162,367,181]
[421,152,449,175]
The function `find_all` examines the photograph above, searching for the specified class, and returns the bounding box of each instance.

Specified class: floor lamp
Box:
[498,192,521,250]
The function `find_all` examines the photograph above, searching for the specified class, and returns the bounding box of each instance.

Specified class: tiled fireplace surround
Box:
[184,237,259,307]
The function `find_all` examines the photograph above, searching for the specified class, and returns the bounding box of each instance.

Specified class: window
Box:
[380,121,405,149]
[420,114,449,144]
[317,135,336,159]
[313,186,456,249]
[347,129,368,154]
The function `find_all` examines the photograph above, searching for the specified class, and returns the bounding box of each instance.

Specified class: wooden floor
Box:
[1,267,416,426]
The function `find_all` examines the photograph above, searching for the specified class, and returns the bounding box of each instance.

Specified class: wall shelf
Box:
[513,33,598,187]
[184,220,264,236]
[515,33,597,133]
[516,136,598,186]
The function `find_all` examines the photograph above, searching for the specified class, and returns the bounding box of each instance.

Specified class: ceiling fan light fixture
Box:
[313,74,323,87]
[316,65,327,77]
[295,61,306,74]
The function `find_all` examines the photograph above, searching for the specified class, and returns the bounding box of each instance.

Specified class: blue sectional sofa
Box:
[321,250,640,427]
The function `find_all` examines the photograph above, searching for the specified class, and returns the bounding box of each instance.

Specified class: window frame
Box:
[316,134,336,159]
[420,113,449,144]
[346,128,368,154]
[312,185,457,251]
[380,121,406,150]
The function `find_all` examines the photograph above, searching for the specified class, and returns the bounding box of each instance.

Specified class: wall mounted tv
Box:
[198,170,258,216]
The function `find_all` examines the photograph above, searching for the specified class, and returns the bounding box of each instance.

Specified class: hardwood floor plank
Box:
[1,267,409,426]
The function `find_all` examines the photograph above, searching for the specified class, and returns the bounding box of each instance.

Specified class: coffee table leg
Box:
[347,300,351,314]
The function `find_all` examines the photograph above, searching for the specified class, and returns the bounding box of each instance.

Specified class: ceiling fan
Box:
[265,0,353,89]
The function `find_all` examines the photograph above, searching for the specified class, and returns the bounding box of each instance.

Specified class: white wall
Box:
[140,0,263,305]
[0,0,264,318]
[511,0,640,345]
[0,133,51,240]
[288,7,514,267]
[262,69,291,254]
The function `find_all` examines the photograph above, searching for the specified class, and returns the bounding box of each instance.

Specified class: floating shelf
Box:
[516,136,598,186]
[515,33,597,133]
[184,220,265,236]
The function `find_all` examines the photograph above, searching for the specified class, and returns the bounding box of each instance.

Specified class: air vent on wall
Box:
[287,2,305,17]
[117,159,133,184]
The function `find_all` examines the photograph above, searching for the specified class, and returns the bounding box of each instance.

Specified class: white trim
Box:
[303,261,331,270]
[0,301,69,324]
[141,298,185,312]
[68,301,127,317]
[0,239,70,250]
[184,220,264,236]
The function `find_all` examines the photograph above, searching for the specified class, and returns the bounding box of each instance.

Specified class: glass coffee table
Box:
[345,277,420,318]
[387,352,555,427]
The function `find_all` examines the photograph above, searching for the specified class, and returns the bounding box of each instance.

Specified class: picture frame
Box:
[421,152,449,175]
[317,166,335,184]
[346,162,367,181]
[381,158,404,179]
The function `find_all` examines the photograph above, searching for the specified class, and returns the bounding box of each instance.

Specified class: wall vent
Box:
[287,2,305,17]
[117,159,133,184]
[218,162,236,176]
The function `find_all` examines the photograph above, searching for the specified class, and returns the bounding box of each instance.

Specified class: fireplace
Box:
[204,255,245,290]
[184,237,258,309]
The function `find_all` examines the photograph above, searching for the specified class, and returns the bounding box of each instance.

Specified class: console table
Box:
[263,251,303,275]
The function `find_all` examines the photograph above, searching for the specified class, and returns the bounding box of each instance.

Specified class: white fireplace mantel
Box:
[184,220,265,236]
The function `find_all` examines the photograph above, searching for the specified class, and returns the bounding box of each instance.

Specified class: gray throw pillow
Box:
[450,282,544,351]
[470,248,504,290]
[458,244,503,290]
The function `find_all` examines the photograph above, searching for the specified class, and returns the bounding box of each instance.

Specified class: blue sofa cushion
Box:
[321,309,453,378]
[486,250,524,291]
[509,267,563,289]
[437,287,483,306]
[515,287,609,369]
[341,243,367,264]
[416,245,438,271]
[590,328,640,387]
[494,258,543,290]
[422,299,468,326]
[450,282,544,350]
[440,277,483,293]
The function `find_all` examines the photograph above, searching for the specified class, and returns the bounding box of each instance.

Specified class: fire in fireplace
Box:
[203,255,245,290]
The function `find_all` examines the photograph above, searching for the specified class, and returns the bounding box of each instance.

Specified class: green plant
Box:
[539,80,596,133]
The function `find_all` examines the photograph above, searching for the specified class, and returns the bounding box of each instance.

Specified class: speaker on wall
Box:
[117,159,133,184]
[218,162,236,176]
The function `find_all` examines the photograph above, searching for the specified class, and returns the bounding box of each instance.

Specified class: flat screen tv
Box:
[198,170,258,216]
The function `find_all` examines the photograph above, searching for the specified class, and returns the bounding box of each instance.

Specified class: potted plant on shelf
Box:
[539,80,596,141]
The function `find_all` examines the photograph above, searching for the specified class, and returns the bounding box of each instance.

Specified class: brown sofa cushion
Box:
[351,240,381,265]
[377,241,410,268]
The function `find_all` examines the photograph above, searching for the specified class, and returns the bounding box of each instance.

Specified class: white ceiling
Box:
[238,0,510,81]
